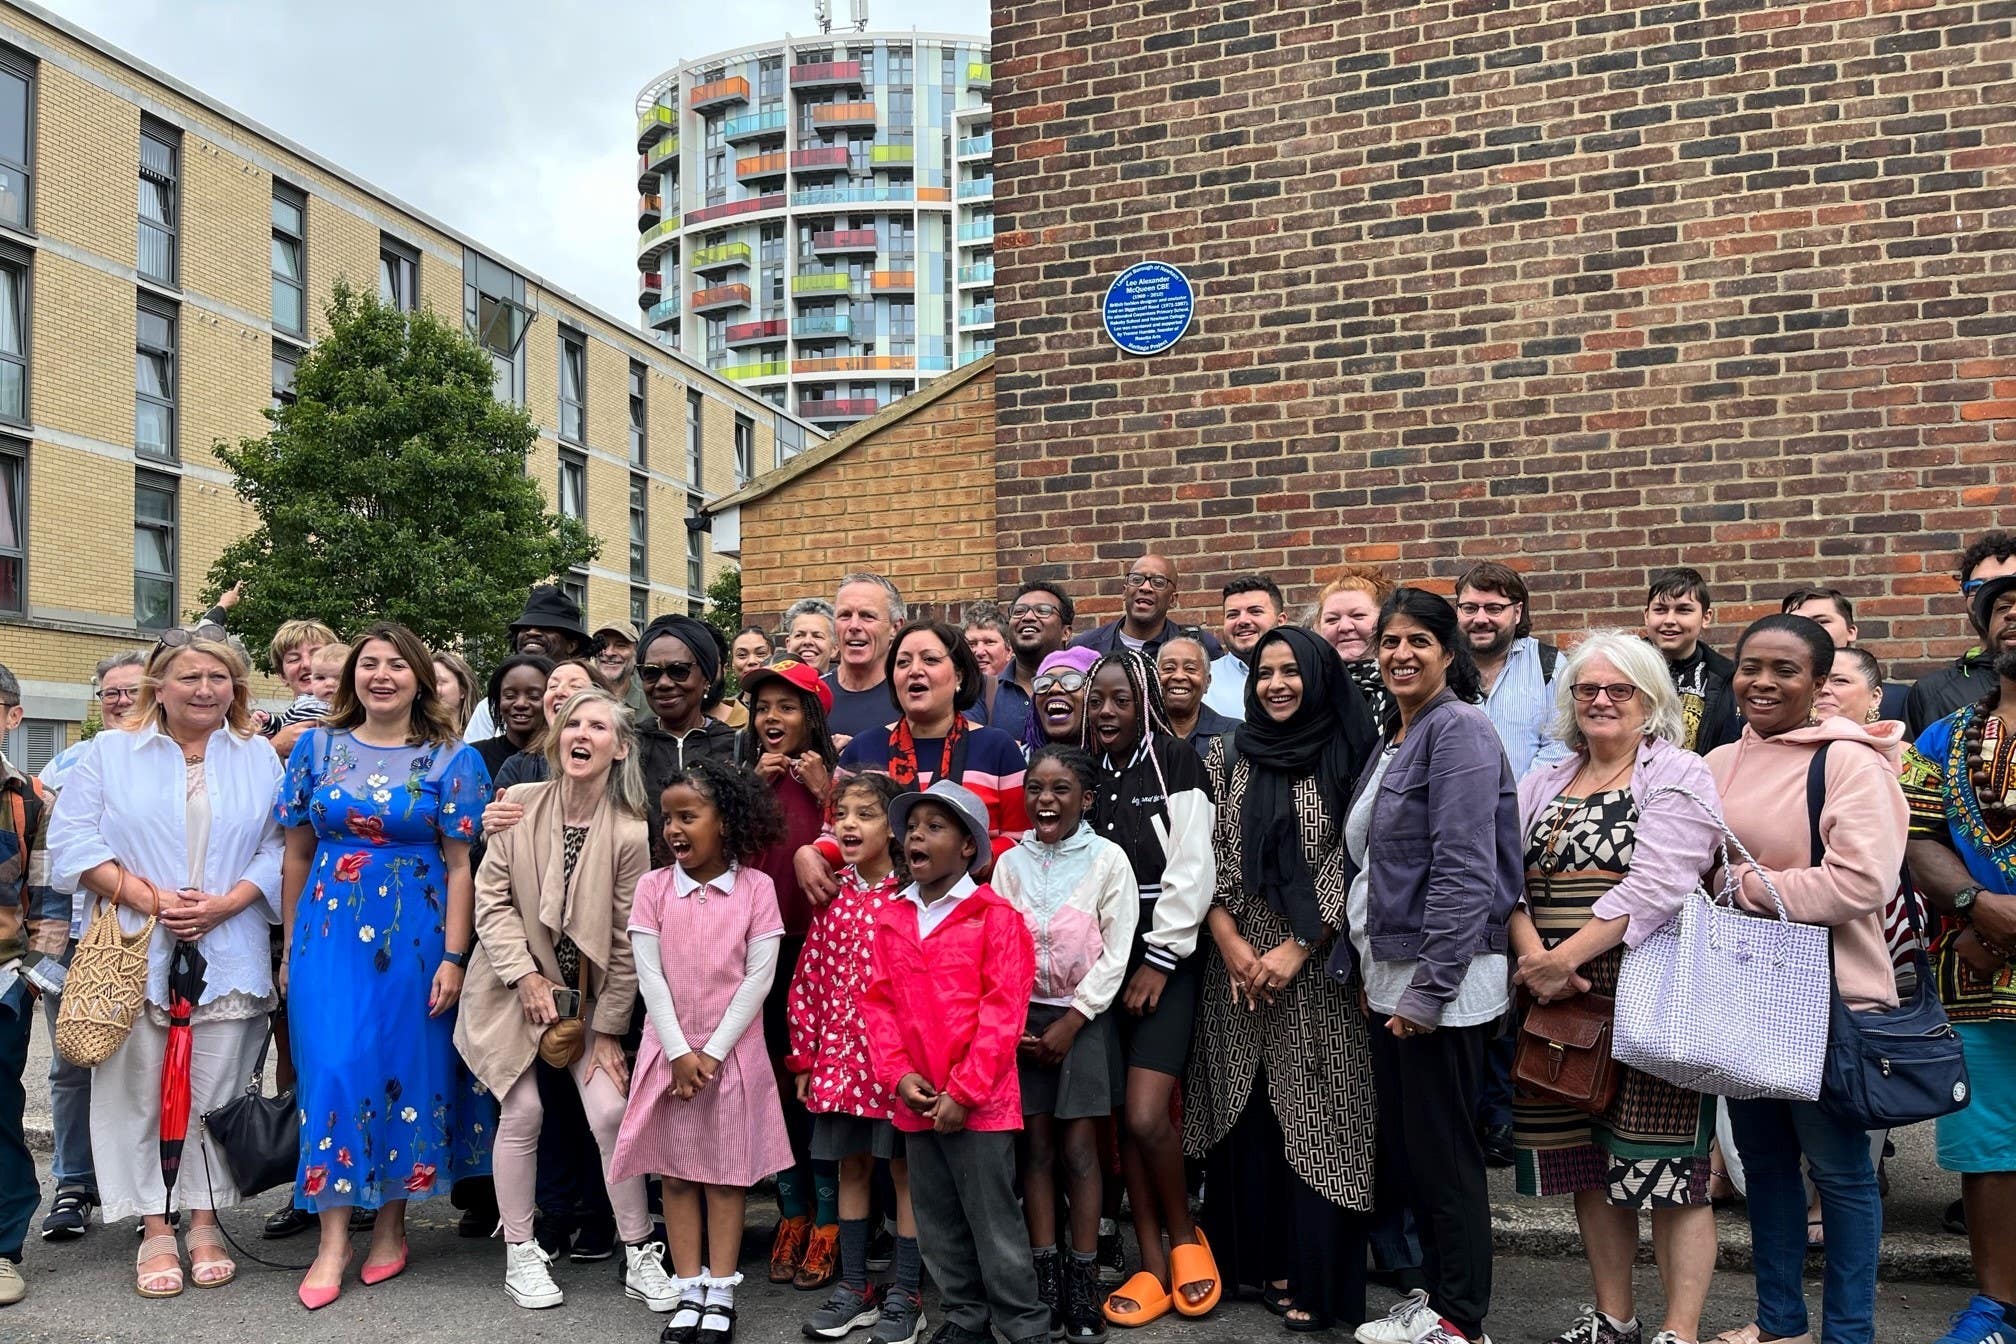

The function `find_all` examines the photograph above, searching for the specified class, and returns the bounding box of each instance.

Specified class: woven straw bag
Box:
[55,898,156,1068]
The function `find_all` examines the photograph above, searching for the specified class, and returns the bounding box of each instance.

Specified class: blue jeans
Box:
[1725,1096,1880,1344]
[0,981,37,1261]
[39,987,94,1195]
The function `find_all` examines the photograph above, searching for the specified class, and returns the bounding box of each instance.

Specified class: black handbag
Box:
[1805,746,1971,1130]
[202,1032,298,1199]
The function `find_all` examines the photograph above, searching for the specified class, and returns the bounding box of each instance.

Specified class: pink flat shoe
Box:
[298,1250,352,1311]
[360,1242,408,1286]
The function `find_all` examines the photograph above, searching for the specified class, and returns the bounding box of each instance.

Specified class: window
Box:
[558,451,586,523]
[379,235,418,312]
[0,436,22,613]
[777,415,806,466]
[0,247,25,424]
[135,298,176,461]
[138,120,179,287]
[686,389,703,482]
[886,216,915,260]
[705,316,726,362]
[463,250,533,405]
[2,719,60,775]
[270,183,306,337]
[686,493,705,593]
[134,473,176,630]
[0,47,32,231]
[629,475,648,581]
[628,361,647,465]
[558,329,586,444]
[271,345,296,410]
[760,223,784,265]
[560,571,588,611]
[630,586,649,630]
[705,154,726,205]
[886,299,915,354]
[734,414,754,485]
[759,57,783,104]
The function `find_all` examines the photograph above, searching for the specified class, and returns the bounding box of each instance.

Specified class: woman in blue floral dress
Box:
[275,622,493,1310]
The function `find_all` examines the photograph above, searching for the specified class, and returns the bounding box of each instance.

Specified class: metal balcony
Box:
[723,108,788,143]
[691,283,752,314]
[960,304,994,328]
[799,396,878,421]
[637,272,663,310]
[957,261,995,286]
[871,270,916,293]
[811,101,877,129]
[790,60,863,89]
[790,146,850,173]
[735,151,787,183]
[967,63,992,88]
[791,272,853,297]
[958,177,993,199]
[690,242,752,273]
[685,192,786,225]
[957,220,995,244]
[794,355,916,374]
[957,134,993,160]
[812,228,878,255]
[917,355,953,372]
[871,144,915,167]
[791,185,917,208]
[638,194,664,228]
[725,318,787,346]
[792,313,851,339]
[721,361,789,382]
[646,297,680,329]
[691,76,750,110]
[637,104,677,151]
[638,136,679,188]
[637,217,682,269]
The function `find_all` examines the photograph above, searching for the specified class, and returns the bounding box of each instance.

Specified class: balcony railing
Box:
[792,186,917,208]
[790,146,850,172]
[957,134,993,159]
[800,397,879,420]
[725,318,788,346]
[690,242,752,272]
[685,192,785,225]
[637,217,683,267]
[968,63,992,87]
[960,304,994,327]
[638,194,664,226]
[790,60,863,88]
[691,76,750,110]
[958,261,995,285]
[721,361,789,381]
[811,101,877,128]
[640,136,680,179]
[958,343,995,366]
[735,151,787,181]
[792,314,852,339]
[958,178,994,199]
[692,283,752,313]
[791,272,853,296]
[812,228,879,254]
[637,272,663,309]
[957,220,995,243]
[871,144,915,165]
[637,104,676,149]
[723,108,788,143]
[794,355,914,374]
[871,270,916,292]
[916,186,952,202]
[646,297,680,329]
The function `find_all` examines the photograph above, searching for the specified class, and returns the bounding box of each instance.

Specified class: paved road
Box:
[3,1157,1977,1344]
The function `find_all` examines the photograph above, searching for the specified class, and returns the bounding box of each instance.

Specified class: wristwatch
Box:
[442,949,469,969]
[1954,886,1981,919]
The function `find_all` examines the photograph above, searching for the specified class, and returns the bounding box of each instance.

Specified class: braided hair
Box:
[1083,648,1174,807]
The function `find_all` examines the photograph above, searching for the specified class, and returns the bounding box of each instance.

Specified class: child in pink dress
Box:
[610,759,791,1344]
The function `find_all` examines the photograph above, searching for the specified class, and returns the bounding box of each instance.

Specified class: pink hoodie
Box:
[1707,716,1909,1012]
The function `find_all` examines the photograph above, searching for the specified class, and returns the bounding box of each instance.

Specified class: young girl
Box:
[862,780,1044,1344]
[610,759,791,1344]
[992,747,1139,1344]
[788,773,926,1344]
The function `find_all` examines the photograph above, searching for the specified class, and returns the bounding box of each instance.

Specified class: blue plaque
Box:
[1101,261,1195,356]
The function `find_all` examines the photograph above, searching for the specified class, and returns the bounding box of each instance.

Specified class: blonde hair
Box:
[309,642,352,671]
[432,649,478,733]
[1312,564,1395,613]
[129,638,258,739]
[1547,628,1685,753]
[269,618,338,672]
[541,688,648,818]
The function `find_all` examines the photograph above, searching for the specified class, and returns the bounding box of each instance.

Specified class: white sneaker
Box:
[1416,1327,1491,1344]
[625,1241,681,1313]
[0,1258,23,1306]
[505,1239,564,1310]
[1357,1291,1440,1344]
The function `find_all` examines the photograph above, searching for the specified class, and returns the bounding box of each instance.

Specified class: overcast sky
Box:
[43,0,988,320]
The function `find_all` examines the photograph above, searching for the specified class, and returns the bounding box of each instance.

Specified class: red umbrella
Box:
[160,934,208,1214]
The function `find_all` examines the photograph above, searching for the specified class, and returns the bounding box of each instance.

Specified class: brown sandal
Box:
[136,1233,184,1298]
[185,1224,237,1288]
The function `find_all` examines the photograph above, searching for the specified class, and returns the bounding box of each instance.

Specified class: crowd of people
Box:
[0,529,2012,1344]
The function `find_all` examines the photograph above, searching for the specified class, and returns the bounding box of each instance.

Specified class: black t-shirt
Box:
[822,672,899,741]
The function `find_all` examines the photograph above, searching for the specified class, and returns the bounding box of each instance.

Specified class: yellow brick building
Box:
[0,1,818,766]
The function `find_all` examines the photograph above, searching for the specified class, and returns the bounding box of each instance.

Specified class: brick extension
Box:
[991,0,2016,675]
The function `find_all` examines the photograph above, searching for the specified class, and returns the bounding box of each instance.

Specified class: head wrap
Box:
[640,614,723,688]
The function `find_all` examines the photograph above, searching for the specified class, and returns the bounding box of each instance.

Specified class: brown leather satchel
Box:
[1513,991,1620,1115]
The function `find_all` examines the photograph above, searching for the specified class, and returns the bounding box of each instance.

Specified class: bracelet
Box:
[1976,931,2014,960]
[441,949,469,969]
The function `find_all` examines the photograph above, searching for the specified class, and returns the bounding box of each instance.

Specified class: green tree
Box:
[704,565,742,647]
[204,282,597,672]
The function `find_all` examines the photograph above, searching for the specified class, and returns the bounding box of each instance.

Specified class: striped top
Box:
[836,723,1029,858]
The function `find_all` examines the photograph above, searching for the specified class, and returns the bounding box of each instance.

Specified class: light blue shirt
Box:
[1480,636,1570,778]
[1202,652,1248,718]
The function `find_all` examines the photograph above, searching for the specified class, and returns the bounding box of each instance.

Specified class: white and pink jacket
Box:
[990,822,1138,1019]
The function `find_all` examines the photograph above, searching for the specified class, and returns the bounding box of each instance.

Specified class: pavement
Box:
[11,1028,1982,1343]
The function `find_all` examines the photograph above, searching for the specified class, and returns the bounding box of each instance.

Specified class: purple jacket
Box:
[1516,735,1725,947]
[1351,689,1523,1026]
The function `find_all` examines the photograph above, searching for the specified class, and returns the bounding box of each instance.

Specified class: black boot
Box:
[1033,1250,1063,1341]
[1063,1254,1107,1343]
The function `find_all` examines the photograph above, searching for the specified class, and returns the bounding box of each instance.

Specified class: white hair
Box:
[783,597,836,634]
[1547,629,1685,753]
[836,572,905,625]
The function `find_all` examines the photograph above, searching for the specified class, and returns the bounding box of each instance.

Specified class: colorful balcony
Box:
[958,220,995,244]
[791,146,850,173]
[638,194,664,228]
[637,217,682,269]
[794,355,915,374]
[692,283,752,314]
[800,396,879,421]
[916,186,952,203]
[685,192,786,226]
[725,318,787,346]
[960,304,994,328]
[792,313,851,339]
[958,261,995,286]
[637,104,677,150]
[792,272,853,297]
[812,228,879,255]
[957,134,993,160]
[812,101,877,129]
[792,185,917,208]
[690,241,752,273]
[958,178,993,199]
[958,342,994,366]
[871,270,916,293]
[724,108,788,143]
[722,361,789,382]
[967,62,992,88]
[691,76,750,110]
[735,151,787,182]
[638,137,679,188]
[790,60,863,89]
[918,355,954,372]
[871,144,915,166]
[637,272,663,310]
[646,297,681,329]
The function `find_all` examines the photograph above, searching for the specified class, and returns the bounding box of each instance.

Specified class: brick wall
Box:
[991,0,2016,675]
[738,363,997,629]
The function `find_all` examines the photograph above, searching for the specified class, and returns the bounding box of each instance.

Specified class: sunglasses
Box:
[1033,670,1089,695]
[156,622,229,651]
[637,661,698,684]
[1569,682,1640,704]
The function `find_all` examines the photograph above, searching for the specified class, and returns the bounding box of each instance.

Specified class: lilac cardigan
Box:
[1515,734,1724,948]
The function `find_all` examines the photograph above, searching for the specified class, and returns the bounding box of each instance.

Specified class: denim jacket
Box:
[1348,689,1523,1025]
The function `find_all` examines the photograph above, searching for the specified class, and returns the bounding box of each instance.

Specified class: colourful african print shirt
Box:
[1903,704,2016,1021]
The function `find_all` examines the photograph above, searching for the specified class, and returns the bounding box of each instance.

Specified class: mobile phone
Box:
[551,987,582,1020]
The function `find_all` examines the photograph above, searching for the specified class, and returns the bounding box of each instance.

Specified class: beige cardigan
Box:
[453,780,649,1097]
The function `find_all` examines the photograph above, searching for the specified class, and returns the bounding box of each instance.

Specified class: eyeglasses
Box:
[1456,601,1517,618]
[1009,602,1061,620]
[99,687,140,703]
[1120,573,1174,593]
[1569,682,1640,704]
[156,622,228,651]
[1032,670,1089,694]
[637,661,697,684]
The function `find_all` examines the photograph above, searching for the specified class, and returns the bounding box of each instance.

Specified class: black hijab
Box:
[1234,625,1376,943]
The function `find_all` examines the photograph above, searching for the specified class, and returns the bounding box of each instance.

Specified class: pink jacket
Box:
[1707,716,1909,1012]
[1517,735,1725,947]
[863,882,1036,1133]
[785,866,904,1119]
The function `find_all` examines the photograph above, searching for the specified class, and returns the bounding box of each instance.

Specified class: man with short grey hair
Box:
[822,572,907,743]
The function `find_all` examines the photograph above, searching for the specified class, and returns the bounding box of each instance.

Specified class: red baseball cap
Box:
[740,658,834,715]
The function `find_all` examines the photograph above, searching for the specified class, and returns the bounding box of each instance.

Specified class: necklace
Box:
[183,753,205,766]
[1962,692,2016,822]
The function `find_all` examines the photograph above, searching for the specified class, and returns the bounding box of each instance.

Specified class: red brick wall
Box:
[991,0,2016,675]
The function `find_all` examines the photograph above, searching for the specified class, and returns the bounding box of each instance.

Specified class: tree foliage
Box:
[204,282,597,672]
[704,565,742,646]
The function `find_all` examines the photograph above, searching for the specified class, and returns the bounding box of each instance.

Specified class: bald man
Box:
[1069,552,1223,660]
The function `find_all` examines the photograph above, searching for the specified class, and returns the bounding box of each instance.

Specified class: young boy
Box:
[1643,566,1738,754]
[863,781,1045,1344]
[271,642,347,732]
[260,619,338,740]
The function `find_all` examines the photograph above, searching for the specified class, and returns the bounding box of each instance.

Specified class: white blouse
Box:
[46,721,286,1008]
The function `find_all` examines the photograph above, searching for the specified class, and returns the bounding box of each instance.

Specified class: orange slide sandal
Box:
[1169,1230,1222,1318]
[1104,1271,1172,1328]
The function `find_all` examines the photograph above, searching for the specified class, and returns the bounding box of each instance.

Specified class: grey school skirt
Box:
[1018,1003,1124,1121]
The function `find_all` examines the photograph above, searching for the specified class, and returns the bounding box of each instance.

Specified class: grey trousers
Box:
[904,1128,1048,1343]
